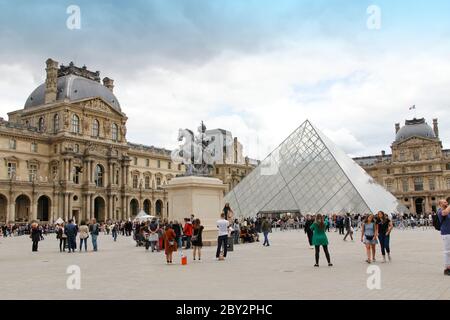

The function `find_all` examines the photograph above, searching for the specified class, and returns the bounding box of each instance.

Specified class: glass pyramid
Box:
[224,120,407,217]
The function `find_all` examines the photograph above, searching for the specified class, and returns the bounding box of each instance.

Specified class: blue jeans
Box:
[263,232,269,246]
[79,238,87,251]
[112,230,117,241]
[379,234,390,255]
[177,237,182,250]
[91,234,98,251]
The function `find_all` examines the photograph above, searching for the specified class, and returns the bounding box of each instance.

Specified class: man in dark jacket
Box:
[343,213,354,241]
[304,215,314,248]
[261,217,271,246]
[64,219,78,253]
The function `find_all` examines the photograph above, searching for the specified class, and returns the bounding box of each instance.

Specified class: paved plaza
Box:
[0,228,448,300]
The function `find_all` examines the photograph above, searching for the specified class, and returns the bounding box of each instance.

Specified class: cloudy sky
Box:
[1,0,450,159]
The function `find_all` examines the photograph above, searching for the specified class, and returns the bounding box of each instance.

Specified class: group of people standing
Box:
[54,218,100,253]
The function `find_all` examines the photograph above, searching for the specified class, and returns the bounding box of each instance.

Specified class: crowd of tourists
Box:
[1,200,448,276]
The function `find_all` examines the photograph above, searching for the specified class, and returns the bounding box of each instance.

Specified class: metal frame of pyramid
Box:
[224,120,407,217]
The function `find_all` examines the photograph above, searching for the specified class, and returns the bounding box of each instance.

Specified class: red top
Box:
[183,222,193,236]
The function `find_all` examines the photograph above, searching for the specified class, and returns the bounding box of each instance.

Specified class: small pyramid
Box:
[224,120,407,217]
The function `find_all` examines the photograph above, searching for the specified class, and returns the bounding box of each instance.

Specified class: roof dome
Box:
[24,75,121,111]
[395,118,436,142]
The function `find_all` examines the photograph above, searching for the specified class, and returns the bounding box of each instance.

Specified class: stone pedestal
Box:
[164,176,227,246]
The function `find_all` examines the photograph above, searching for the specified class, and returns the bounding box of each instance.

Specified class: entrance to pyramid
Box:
[224,120,407,218]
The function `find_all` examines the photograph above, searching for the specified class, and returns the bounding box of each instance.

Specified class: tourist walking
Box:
[361,213,378,263]
[89,218,100,251]
[233,219,240,245]
[163,224,177,264]
[30,222,41,252]
[304,215,314,248]
[376,211,393,262]
[65,219,78,253]
[343,213,354,241]
[192,219,204,260]
[111,223,118,241]
[172,220,182,250]
[437,199,450,276]
[78,221,89,252]
[310,214,332,267]
[216,213,230,260]
[261,217,271,246]
[148,219,160,252]
[56,223,67,252]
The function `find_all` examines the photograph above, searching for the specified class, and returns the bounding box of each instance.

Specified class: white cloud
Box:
[2,40,450,160]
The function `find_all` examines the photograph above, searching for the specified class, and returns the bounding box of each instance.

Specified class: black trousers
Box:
[315,245,331,265]
[32,241,39,252]
[216,235,228,258]
[59,238,67,251]
[306,230,313,246]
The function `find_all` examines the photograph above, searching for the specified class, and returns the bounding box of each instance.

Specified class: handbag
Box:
[169,240,175,246]
[191,235,198,242]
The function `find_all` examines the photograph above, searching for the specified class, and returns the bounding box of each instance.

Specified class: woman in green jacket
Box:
[310,214,333,267]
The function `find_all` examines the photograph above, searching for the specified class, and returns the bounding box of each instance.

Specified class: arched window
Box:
[145,176,150,189]
[53,114,59,133]
[71,114,80,133]
[38,117,45,132]
[95,164,104,187]
[92,119,99,137]
[111,123,118,141]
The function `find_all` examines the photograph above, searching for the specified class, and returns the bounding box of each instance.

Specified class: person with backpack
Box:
[343,213,354,241]
[89,218,100,251]
[437,199,450,276]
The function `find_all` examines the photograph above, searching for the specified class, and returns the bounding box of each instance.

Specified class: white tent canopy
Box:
[134,210,155,222]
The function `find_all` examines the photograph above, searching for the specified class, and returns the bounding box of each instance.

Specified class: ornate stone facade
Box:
[0,59,184,224]
[354,118,450,215]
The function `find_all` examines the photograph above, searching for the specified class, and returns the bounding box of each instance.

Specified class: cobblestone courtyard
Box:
[0,228,448,300]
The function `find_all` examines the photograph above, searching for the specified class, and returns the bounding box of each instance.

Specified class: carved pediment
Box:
[4,156,20,166]
[396,136,435,147]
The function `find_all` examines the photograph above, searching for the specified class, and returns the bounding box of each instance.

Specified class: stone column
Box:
[8,196,15,223]
[31,194,38,221]
[90,194,95,220]
[68,159,72,182]
[64,193,69,221]
[86,161,91,184]
[125,196,129,218]
[108,195,113,221]
[90,161,95,183]
[68,193,73,221]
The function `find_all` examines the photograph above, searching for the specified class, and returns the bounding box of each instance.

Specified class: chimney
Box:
[103,77,114,92]
[433,118,439,137]
[381,150,386,156]
[395,123,400,134]
[44,58,58,104]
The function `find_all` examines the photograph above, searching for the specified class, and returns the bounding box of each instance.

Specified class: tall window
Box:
[413,149,420,161]
[38,117,44,132]
[28,164,37,182]
[134,157,138,165]
[429,177,436,191]
[385,180,393,192]
[95,165,104,187]
[115,169,119,185]
[31,142,38,153]
[168,161,172,169]
[53,114,59,133]
[447,178,450,190]
[156,177,161,188]
[133,175,139,188]
[446,163,450,170]
[7,163,17,179]
[145,176,150,189]
[71,114,80,133]
[92,119,99,137]
[9,139,16,150]
[73,166,81,184]
[146,159,150,167]
[157,160,161,168]
[414,177,424,191]
[74,144,79,153]
[402,178,409,192]
[111,123,118,141]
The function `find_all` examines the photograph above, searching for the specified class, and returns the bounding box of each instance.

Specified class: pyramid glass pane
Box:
[224,120,407,217]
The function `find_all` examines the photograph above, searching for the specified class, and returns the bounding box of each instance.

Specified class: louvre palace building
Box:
[354,118,450,215]
[0,59,254,224]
